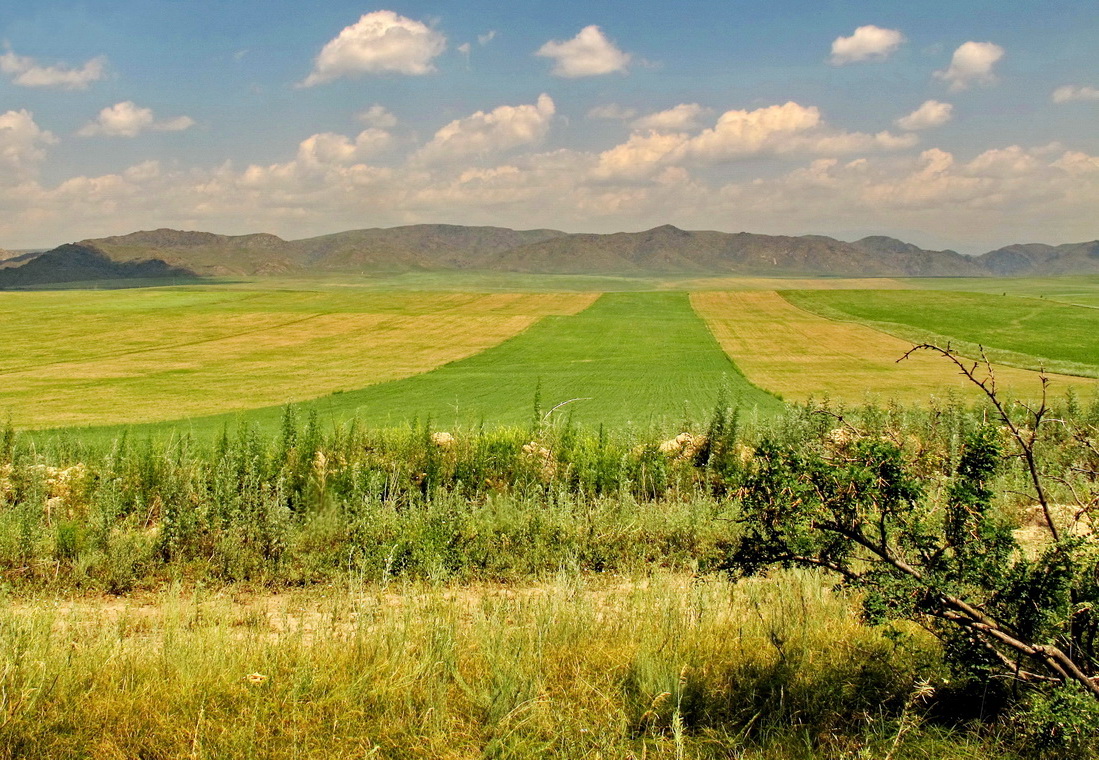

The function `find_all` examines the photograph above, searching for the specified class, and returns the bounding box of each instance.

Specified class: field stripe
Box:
[2,291,598,428]
[70,291,782,438]
[692,291,1096,404]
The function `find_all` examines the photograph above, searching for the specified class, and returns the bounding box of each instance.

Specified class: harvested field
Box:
[0,288,595,427]
[785,289,1099,378]
[692,290,1096,404]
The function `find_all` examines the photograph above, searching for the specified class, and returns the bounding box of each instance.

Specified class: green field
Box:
[903,274,1099,308]
[73,290,781,440]
[785,289,1099,379]
[6,275,1099,443]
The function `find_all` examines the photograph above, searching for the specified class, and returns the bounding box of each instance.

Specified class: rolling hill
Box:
[3,224,1096,282]
[0,244,200,289]
[976,240,1099,275]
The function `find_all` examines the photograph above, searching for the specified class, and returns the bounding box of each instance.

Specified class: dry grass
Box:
[670,276,909,291]
[692,290,1095,404]
[0,289,595,427]
[0,572,964,759]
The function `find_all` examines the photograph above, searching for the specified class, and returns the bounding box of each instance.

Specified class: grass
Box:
[61,291,781,441]
[4,396,1095,757]
[901,274,1099,309]
[0,571,1011,760]
[692,291,1095,404]
[784,289,1099,379]
[0,287,594,428]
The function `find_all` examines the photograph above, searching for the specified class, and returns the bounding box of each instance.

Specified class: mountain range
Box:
[0,244,199,289]
[2,224,1097,288]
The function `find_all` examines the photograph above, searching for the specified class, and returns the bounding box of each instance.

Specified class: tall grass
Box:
[0,571,1014,759]
[3,394,1096,756]
[3,391,1097,593]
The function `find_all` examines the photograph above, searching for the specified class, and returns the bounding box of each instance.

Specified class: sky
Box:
[0,0,1096,252]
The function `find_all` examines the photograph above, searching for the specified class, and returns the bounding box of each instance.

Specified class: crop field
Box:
[85,290,783,440]
[785,289,1099,378]
[4,277,1099,438]
[0,288,595,428]
[903,273,1099,308]
[691,291,1094,404]
[4,276,1099,758]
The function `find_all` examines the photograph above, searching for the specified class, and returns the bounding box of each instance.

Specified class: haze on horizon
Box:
[0,0,1096,254]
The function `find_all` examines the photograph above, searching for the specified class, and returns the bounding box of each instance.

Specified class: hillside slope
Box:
[0,244,200,289]
[977,241,1099,275]
[13,223,1091,278]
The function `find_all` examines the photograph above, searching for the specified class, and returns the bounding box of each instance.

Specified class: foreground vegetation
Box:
[4,376,1099,756]
[1,572,1009,760]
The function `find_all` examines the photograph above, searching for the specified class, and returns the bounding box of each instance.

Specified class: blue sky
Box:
[1,1,1096,251]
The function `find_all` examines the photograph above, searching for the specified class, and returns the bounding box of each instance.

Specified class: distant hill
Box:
[0,224,1087,280]
[487,226,987,276]
[976,241,1099,276]
[0,250,43,269]
[0,244,200,289]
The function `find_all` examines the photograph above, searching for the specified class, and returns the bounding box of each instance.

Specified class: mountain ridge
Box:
[0,244,201,289]
[4,224,1097,283]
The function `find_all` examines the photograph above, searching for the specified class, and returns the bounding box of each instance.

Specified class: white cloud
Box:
[687,102,915,160]
[457,42,472,56]
[478,31,497,46]
[587,104,637,121]
[592,131,688,180]
[300,10,446,86]
[77,102,195,138]
[0,49,106,90]
[1053,151,1099,174]
[536,25,631,78]
[829,25,905,65]
[896,100,953,130]
[935,41,1004,91]
[1052,84,1099,103]
[0,110,56,176]
[415,94,555,163]
[358,105,398,128]
[296,129,392,168]
[964,145,1038,177]
[632,104,711,132]
[593,101,917,180]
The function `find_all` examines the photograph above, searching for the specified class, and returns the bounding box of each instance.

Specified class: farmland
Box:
[4,276,1097,437]
[785,289,1099,378]
[0,288,595,428]
[3,274,1099,758]
[691,290,1093,404]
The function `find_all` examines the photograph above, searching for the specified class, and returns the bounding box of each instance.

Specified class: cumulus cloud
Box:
[295,129,392,168]
[1052,84,1099,103]
[478,30,497,46]
[4,125,1099,254]
[935,41,1004,91]
[358,105,398,128]
[0,49,106,90]
[0,109,57,176]
[77,102,195,138]
[632,103,711,132]
[536,25,630,78]
[587,104,637,121]
[414,94,555,163]
[896,100,953,130]
[687,102,915,160]
[301,10,446,86]
[593,101,917,180]
[829,25,905,65]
